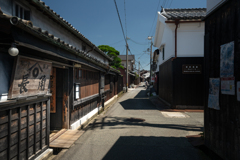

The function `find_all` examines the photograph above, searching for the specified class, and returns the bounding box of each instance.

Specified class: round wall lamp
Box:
[8,43,19,56]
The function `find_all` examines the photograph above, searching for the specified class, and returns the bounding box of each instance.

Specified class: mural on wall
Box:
[8,56,52,99]
[208,78,220,110]
[220,41,235,95]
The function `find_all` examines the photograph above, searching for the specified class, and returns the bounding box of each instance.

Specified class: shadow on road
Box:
[134,90,148,99]
[102,136,210,160]
[120,98,156,110]
[85,116,203,132]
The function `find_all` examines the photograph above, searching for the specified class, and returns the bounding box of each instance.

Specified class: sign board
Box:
[182,64,202,74]
[208,78,220,110]
[50,68,56,113]
[221,77,235,95]
[8,56,52,99]
[151,76,155,82]
[220,41,234,77]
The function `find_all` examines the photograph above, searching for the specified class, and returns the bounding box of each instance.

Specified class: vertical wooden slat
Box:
[26,105,29,159]
[34,104,37,154]
[40,102,43,149]
[8,109,12,160]
[46,99,50,147]
[18,107,21,160]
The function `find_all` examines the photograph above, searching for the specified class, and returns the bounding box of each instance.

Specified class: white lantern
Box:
[8,44,19,56]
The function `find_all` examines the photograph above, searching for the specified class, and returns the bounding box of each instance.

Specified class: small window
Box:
[15,4,30,20]
[79,70,82,79]
[74,83,80,99]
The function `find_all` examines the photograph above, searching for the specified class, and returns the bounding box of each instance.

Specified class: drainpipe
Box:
[172,19,180,61]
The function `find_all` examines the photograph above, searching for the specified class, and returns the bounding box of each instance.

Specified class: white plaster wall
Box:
[207,0,226,15]
[0,1,109,65]
[155,23,174,72]
[177,22,205,57]
[155,22,204,72]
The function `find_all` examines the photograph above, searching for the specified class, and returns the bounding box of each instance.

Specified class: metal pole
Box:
[126,43,128,92]
[138,61,140,83]
[150,39,153,95]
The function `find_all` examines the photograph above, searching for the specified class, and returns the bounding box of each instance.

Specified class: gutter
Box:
[172,19,179,61]
[167,19,203,61]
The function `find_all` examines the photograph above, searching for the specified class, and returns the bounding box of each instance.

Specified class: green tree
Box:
[98,45,124,69]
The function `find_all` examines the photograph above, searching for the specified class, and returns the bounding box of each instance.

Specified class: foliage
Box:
[98,45,124,69]
[135,73,139,79]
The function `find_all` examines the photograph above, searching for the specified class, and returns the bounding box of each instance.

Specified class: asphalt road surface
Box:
[58,83,210,160]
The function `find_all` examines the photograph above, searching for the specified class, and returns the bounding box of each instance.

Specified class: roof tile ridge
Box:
[32,0,113,61]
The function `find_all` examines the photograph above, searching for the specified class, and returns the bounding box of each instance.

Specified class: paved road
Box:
[58,83,210,160]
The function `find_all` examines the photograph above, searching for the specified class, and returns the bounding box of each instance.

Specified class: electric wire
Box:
[124,0,127,38]
[113,0,127,45]
[168,0,173,8]
[129,39,148,45]
[108,39,125,46]
[143,63,150,68]
[148,0,162,37]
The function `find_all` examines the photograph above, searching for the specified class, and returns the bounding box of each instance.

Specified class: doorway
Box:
[50,67,69,130]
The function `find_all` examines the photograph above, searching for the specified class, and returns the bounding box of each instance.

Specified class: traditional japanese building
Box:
[204,0,240,159]
[153,8,206,109]
[0,1,122,159]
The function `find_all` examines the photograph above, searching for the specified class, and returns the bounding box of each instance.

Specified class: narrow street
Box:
[57,83,210,160]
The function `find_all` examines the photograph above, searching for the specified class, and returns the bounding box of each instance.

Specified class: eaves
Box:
[27,0,113,61]
[2,15,120,74]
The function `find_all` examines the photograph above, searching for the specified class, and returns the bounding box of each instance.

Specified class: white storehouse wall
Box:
[154,19,204,72]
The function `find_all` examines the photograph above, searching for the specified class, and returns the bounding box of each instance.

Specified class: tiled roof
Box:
[0,14,120,73]
[161,8,206,20]
[28,0,112,61]
[118,55,135,61]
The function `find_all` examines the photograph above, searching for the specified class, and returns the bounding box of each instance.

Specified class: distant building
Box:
[118,55,135,71]
[153,8,206,109]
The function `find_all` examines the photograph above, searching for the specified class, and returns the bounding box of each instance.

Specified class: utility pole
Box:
[138,61,140,83]
[148,36,153,95]
[126,43,128,92]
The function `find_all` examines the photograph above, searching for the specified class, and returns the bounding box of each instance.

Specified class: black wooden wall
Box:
[204,0,240,159]
[172,57,204,107]
[159,59,173,104]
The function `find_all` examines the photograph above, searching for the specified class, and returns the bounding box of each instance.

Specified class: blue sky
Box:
[44,0,206,70]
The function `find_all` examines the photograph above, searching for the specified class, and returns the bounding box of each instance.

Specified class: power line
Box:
[124,0,127,37]
[108,39,125,46]
[149,0,169,36]
[120,46,126,55]
[169,0,173,8]
[162,0,167,7]
[165,0,170,8]
[148,0,161,37]
[113,0,127,45]
[129,39,148,45]
[143,63,150,68]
